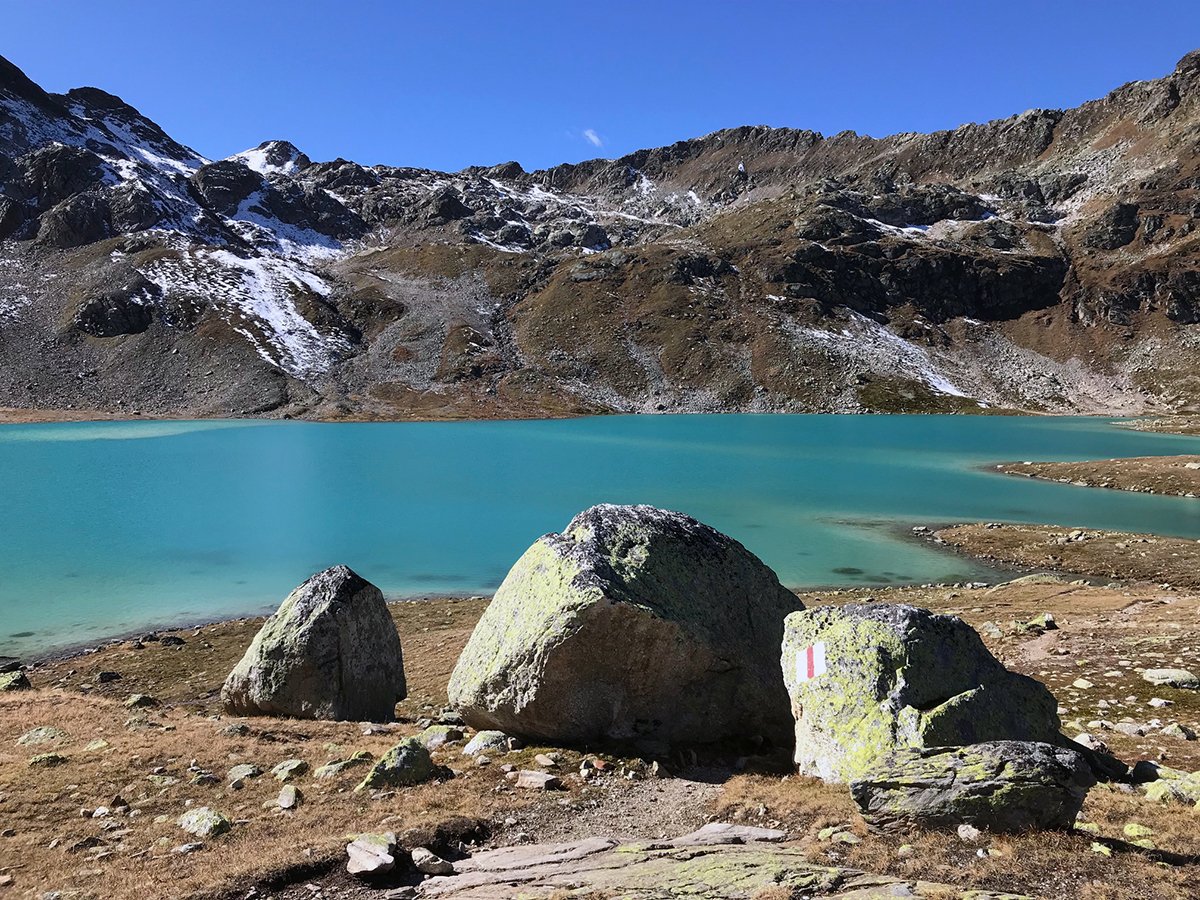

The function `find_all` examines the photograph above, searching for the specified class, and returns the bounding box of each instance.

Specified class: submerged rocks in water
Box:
[448,504,804,748]
[781,604,1060,782]
[850,741,1095,832]
[221,566,406,722]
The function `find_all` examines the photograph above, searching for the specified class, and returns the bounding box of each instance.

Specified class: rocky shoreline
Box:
[995,456,1200,498]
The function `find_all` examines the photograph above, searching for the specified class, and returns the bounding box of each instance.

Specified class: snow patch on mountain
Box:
[779,305,970,398]
[140,249,349,379]
[227,191,343,261]
[230,142,304,177]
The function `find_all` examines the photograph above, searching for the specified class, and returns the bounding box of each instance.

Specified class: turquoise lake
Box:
[2,414,1200,658]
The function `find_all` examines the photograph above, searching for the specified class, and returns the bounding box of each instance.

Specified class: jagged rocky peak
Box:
[229,140,312,177]
[2,50,1200,421]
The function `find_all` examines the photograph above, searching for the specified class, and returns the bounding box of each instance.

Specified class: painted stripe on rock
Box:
[796,641,827,682]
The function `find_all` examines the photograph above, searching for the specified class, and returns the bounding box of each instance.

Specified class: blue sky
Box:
[5,1,1198,172]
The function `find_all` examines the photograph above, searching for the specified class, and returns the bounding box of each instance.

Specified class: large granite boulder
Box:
[448,504,804,747]
[781,604,1060,782]
[222,566,405,721]
[850,741,1095,832]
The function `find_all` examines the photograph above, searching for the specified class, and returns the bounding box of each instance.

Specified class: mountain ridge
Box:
[1,51,1198,419]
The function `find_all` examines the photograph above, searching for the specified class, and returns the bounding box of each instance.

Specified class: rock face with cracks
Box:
[448,504,804,748]
[781,603,1061,782]
[850,741,1096,832]
[222,566,406,722]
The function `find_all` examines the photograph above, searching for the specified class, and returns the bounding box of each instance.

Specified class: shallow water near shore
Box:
[2,413,1200,657]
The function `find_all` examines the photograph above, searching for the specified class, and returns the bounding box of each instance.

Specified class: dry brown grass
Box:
[0,599,532,900]
[6,581,1200,898]
[713,773,1200,899]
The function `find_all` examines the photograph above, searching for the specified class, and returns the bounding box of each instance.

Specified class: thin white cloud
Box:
[582,128,603,148]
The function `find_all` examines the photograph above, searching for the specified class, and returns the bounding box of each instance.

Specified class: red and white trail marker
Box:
[796,641,827,682]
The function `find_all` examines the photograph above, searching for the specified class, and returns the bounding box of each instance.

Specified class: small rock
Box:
[28,753,67,768]
[346,832,397,876]
[277,785,302,810]
[17,726,68,746]
[177,807,231,839]
[97,672,122,683]
[355,738,436,791]
[410,846,454,875]
[172,842,204,854]
[1160,723,1196,741]
[227,763,262,784]
[534,753,559,768]
[957,824,982,843]
[1123,822,1154,838]
[1142,668,1200,689]
[124,694,159,709]
[271,759,309,782]
[461,730,520,756]
[513,770,562,790]
[1072,678,1094,690]
[313,752,373,779]
[0,671,31,692]
[419,725,464,750]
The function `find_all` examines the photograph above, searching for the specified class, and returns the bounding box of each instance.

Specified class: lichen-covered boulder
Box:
[448,504,804,747]
[782,604,1060,782]
[222,566,405,722]
[461,730,521,756]
[850,741,1095,832]
[178,806,231,838]
[0,671,31,692]
[355,738,436,791]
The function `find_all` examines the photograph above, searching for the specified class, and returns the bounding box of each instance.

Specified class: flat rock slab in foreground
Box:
[222,565,406,721]
[782,603,1061,782]
[449,504,804,746]
[415,833,1031,898]
[851,741,1096,832]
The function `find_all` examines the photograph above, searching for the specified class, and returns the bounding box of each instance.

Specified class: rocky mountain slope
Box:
[2,51,1199,419]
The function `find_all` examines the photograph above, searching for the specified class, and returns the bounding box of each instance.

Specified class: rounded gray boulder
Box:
[222,566,406,721]
[448,504,804,748]
[850,741,1096,832]
[781,604,1061,782]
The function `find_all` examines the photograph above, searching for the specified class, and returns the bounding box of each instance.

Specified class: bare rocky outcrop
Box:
[221,565,406,721]
[850,741,1096,832]
[448,504,804,749]
[414,828,1003,898]
[4,51,1200,418]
